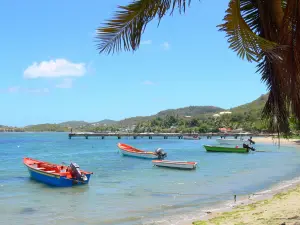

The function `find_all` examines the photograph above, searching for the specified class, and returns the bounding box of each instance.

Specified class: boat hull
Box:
[118,143,161,159]
[216,138,249,145]
[152,160,197,169]
[119,149,159,159]
[26,166,92,187]
[24,158,92,187]
[204,145,248,153]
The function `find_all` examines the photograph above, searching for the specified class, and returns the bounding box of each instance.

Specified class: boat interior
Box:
[119,144,154,154]
[25,158,81,178]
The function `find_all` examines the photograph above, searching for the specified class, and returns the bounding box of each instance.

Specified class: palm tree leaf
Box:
[258,55,291,134]
[281,0,287,9]
[96,0,191,54]
[240,0,260,33]
[218,0,279,62]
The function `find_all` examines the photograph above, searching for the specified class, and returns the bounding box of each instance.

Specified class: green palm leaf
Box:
[96,0,191,54]
[218,0,278,62]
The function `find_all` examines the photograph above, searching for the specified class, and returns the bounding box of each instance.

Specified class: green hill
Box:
[58,121,90,128]
[157,106,224,117]
[231,94,268,114]
[92,119,117,126]
[16,93,269,132]
[118,106,224,126]
[25,123,68,132]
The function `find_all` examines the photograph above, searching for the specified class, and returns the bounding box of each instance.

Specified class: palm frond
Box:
[96,0,191,54]
[258,0,300,135]
[281,0,287,9]
[258,55,291,134]
[218,0,279,62]
[240,0,260,33]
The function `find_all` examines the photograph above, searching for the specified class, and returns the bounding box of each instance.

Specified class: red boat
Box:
[23,157,93,187]
[117,143,167,159]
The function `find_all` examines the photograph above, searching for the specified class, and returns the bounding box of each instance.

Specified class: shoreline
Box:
[191,181,300,225]
[156,175,300,225]
[255,136,300,147]
[185,138,300,225]
[148,138,300,225]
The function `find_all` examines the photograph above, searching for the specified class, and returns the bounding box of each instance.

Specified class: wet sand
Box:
[192,184,300,225]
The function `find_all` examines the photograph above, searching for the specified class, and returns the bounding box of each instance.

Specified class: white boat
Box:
[216,138,248,145]
[216,134,255,145]
[117,143,167,159]
[183,135,200,140]
[152,160,197,169]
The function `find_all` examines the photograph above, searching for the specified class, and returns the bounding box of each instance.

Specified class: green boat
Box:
[203,145,249,153]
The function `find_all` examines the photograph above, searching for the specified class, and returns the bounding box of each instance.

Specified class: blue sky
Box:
[0,0,267,126]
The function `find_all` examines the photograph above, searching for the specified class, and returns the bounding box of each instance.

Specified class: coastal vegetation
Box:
[96,0,300,135]
[2,94,300,134]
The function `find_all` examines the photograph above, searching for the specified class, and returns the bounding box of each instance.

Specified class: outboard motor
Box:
[248,137,255,145]
[155,148,167,159]
[69,162,87,182]
[243,143,256,151]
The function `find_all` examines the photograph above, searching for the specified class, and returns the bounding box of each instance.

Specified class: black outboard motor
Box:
[69,162,87,182]
[243,143,256,151]
[155,148,167,159]
[248,137,255,145]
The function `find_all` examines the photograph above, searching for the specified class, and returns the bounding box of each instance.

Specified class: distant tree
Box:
[189,118,200,127]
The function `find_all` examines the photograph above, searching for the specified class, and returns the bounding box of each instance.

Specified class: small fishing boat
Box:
[204,145,250,153]
[117,143,167,159]
[183,135,201,140]
[152,160,197,170]
[23,157,93,187]
[216,135,255,145]
[216,138,247,145]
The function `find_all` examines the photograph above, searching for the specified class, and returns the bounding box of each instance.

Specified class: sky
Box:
[0,0,267,126]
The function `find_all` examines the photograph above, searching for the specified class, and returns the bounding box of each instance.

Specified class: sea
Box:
[1,132,300,225]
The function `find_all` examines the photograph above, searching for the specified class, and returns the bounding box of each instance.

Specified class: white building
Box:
[219,111,232,115]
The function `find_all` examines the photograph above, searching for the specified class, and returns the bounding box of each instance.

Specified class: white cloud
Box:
[142,80,156,85]
[161,42,170,50]
[24,59,86,79]
[56,78,73,89]
[141,40,152,45]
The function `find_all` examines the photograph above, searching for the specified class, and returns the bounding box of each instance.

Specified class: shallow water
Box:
[1,133,300,225]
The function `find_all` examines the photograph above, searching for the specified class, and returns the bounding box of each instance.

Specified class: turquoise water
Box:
[1,133,300,225]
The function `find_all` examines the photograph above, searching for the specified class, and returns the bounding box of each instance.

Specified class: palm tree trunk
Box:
[269,0,284,29]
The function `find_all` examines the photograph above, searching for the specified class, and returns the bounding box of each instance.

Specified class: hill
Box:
[13,93,269,132]
[118,106,224,126]
[230,94,268,114]
[156,106,224,117]
[58,121,89,128]
[24,123,68,132]
[131,94,269,133]
[91,119,117,126]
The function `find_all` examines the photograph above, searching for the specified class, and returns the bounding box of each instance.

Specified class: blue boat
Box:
[23,157,93,187]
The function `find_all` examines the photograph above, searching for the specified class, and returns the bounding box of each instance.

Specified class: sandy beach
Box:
[192,184,300,225]
[188,137,300,225]
[255,136,300,147]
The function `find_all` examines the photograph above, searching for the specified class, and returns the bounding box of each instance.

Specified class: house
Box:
[219,127,232,133]
[219,111,232,115]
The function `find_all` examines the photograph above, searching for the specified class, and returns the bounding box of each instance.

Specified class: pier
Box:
[68,132,259,139]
